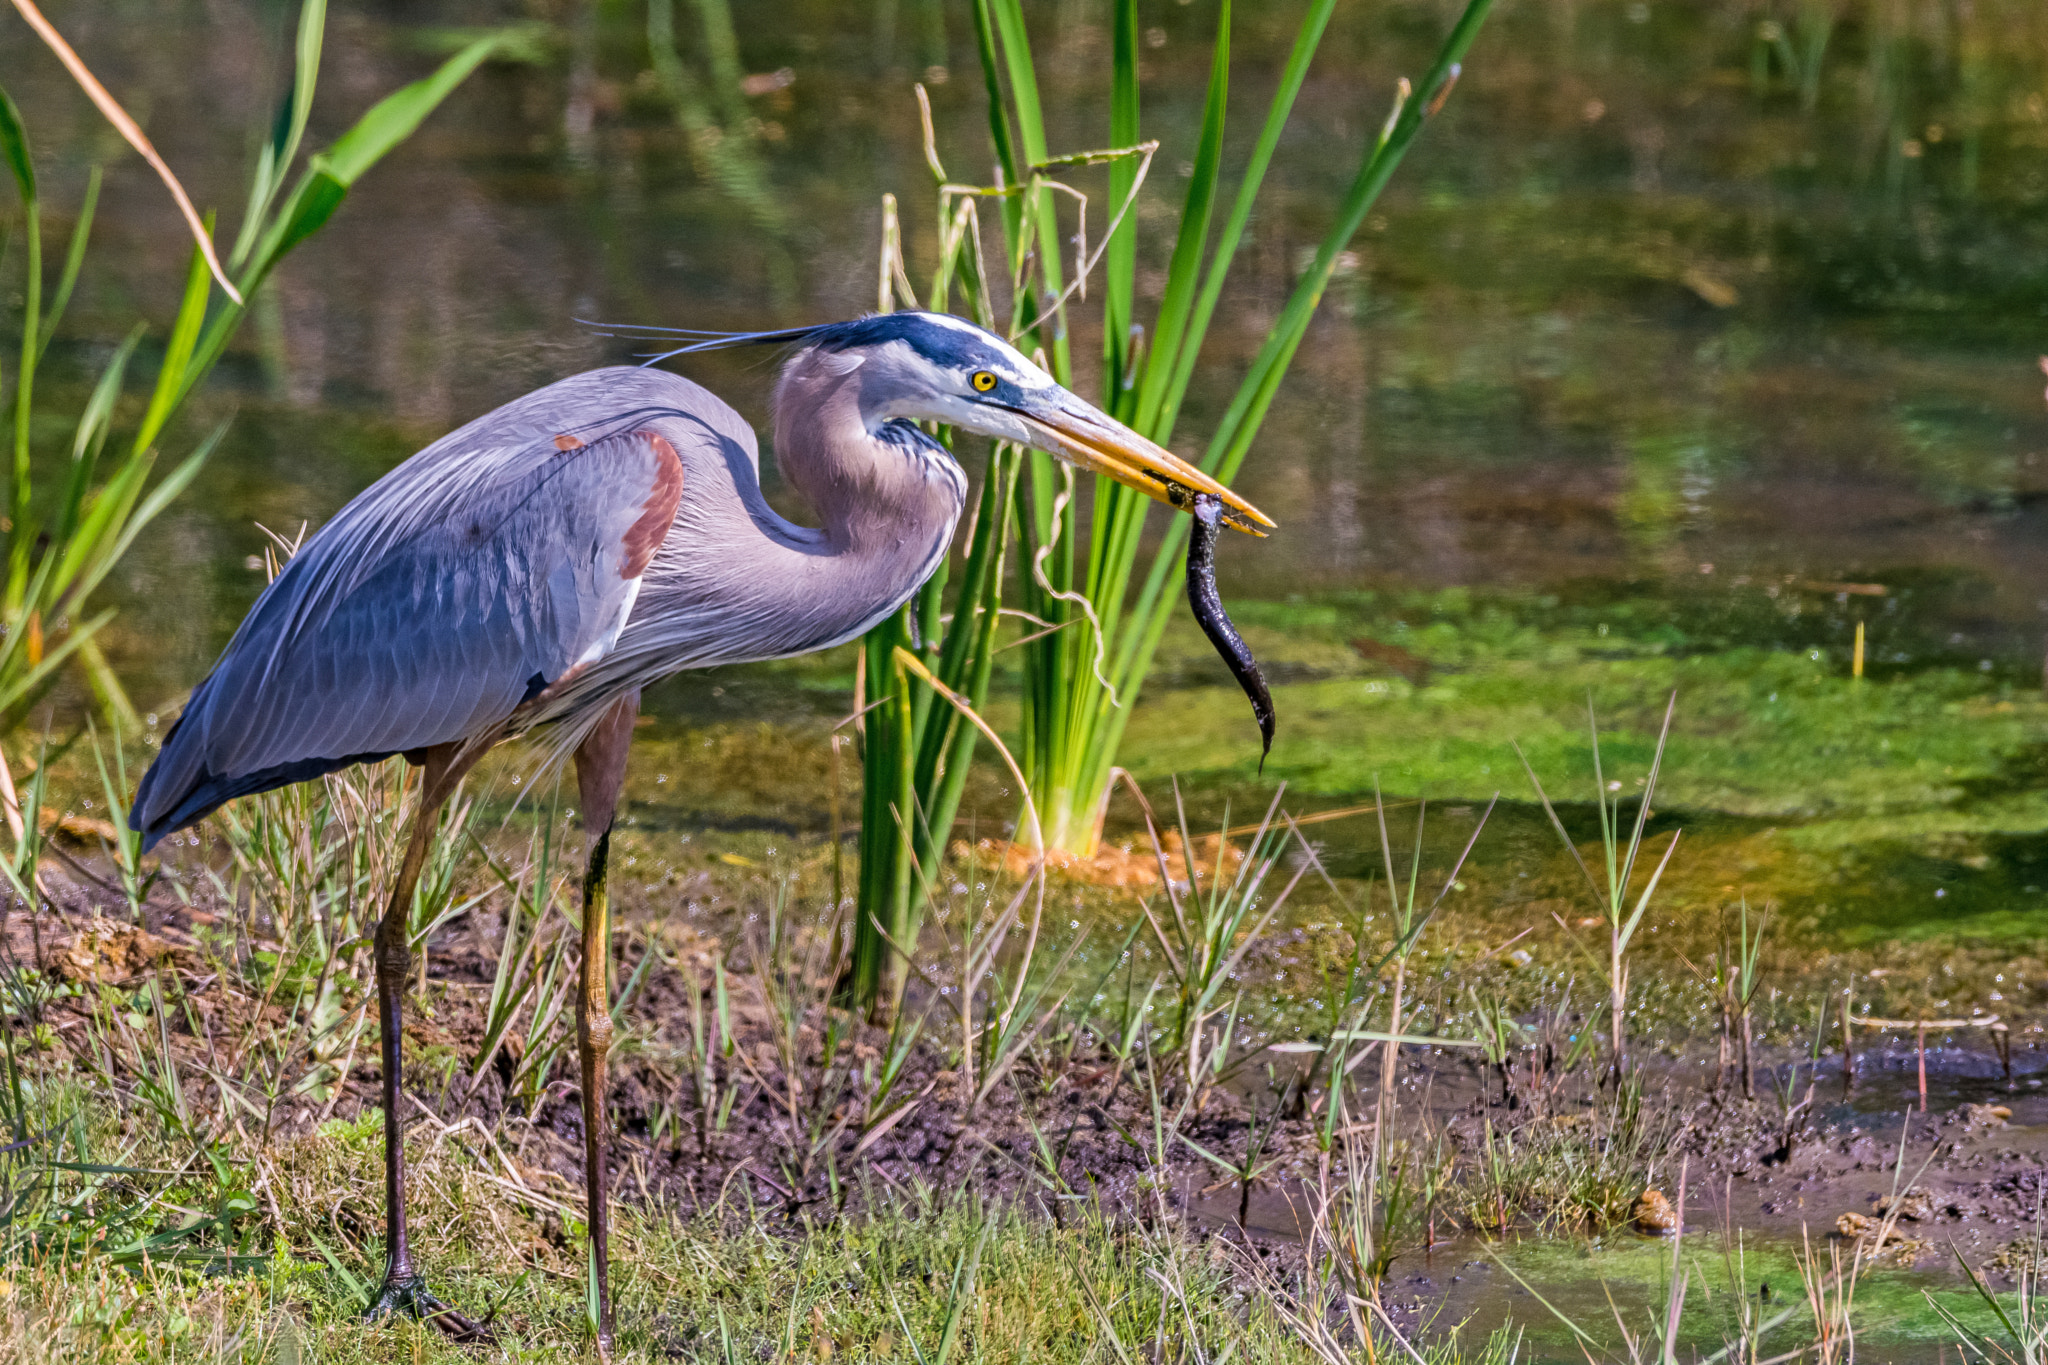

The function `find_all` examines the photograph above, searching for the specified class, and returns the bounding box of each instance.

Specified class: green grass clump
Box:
[2,1085,1329,1365]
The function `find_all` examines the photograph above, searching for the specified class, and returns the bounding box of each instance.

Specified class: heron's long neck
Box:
[772,361,967,565]
[620,361,965,674]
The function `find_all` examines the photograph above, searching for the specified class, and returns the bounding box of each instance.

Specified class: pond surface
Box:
[9,0,2048,966]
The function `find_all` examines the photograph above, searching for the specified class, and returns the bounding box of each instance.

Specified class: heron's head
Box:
[629,311,1273,536]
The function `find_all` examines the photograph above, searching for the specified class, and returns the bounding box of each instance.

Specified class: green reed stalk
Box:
[846,152,1020,1022]
[979,0,1497,855]
[0,0,505,736]
[845,0,1495,1014]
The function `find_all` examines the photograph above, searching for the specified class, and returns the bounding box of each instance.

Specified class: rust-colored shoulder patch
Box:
[553,433,585,452]
[620,432,684,579]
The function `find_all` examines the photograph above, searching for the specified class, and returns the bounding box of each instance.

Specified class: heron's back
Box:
[131,368,753,847]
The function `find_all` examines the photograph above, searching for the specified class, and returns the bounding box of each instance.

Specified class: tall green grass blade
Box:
[974,1,1056,347]
[933,1217,994,1365]
[1167,0,1479,489]
[1101,0,1141,414]
[1618,830,1682,954]
[133,234,214,457]
[968,0,1023,251]
[981,0,1067,375]
[609,932,657,1028]
[37,165,97,361]
[0,608,114,719]
[1511,740,1602,901]
[982,2,1045,168]
[60,425,222,614]
[232,0,327,267]
[183,31,504,410]
[1151,0,1339,445]
[281,3,328,173]
[980,0,1076,833]
[850,625,921,1018]
[0,549,61,682]
[251,171,349,275]
[1225,2,1494,487]
[321,33,503,184]
[908,450,1019,879]
[5,81,41,599]
[1085,0,1229,652]
[1617,693,1677,902]
[1129,0,1234,439]
[0,82,33,204]
[965,3,1055,840]
[0,81,32,213]
[54,325,144,542]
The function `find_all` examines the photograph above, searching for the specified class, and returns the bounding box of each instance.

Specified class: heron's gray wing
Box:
[133,425,683,845]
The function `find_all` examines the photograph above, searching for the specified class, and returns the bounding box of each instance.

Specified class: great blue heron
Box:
[129,310,1271,1352]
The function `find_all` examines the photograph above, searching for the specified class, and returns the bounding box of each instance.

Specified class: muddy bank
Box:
[14,880,2045,1274]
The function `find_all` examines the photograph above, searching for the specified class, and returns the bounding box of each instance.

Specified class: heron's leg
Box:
[574,692,640,1363]
[366,744,486,1339]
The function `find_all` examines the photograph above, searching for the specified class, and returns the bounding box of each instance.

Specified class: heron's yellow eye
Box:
[971,370,998,393]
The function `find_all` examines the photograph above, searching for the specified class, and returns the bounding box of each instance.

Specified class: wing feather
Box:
[133,420,684,845]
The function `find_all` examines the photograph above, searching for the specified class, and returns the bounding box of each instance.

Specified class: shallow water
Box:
[1183,1053,2048,1365]
[1389,1229,1986,1365]
[9,1,2048,963]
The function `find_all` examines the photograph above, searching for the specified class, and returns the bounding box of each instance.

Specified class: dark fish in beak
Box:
[1187,494,1274,770]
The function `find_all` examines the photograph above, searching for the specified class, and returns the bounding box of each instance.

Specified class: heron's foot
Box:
[365,1270,490,1343]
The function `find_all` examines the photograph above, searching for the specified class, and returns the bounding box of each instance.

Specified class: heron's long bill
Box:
[1014,398,1274,537]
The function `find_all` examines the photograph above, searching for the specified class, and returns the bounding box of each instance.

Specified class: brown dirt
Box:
[4,866,2045,1273]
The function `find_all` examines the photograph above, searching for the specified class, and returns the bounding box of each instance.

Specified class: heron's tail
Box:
[130,682,397,851]
[132,749,398,851]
